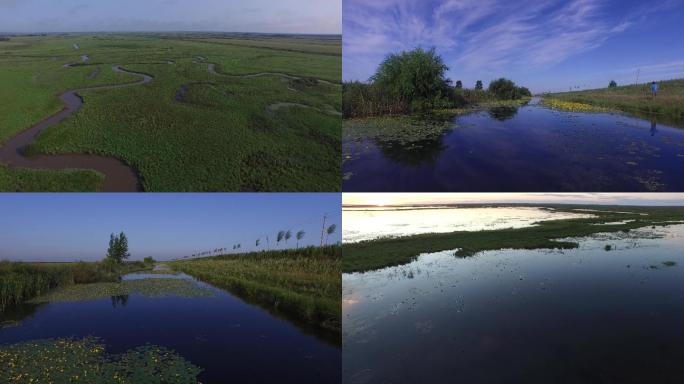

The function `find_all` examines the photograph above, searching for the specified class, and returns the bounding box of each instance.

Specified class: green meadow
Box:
[0,33,341,191]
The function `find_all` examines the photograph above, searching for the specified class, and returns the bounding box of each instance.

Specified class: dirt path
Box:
[0,65,153,192]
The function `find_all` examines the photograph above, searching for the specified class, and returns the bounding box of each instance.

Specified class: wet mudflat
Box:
[1,273,340,383]
[343,224,684,383]
[343,100,684,191]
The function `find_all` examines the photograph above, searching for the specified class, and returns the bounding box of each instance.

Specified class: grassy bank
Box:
[342,205,684,273]
[0,260,150,311]
[0,165,103,192]
[170,246,341,332]
[545,79,684,124]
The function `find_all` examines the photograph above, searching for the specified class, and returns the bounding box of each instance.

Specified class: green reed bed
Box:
[0,260,151,311]
[170,246,341,332]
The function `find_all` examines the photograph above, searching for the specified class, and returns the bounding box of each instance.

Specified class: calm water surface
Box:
[343,224,684,383]
[343,100,684,191]
[343,206,593,243]
[0,273,340,384]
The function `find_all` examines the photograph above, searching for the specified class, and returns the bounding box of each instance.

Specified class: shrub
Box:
[71,262,100,284]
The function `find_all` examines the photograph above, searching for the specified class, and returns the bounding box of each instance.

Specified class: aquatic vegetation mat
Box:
[541,98,611,113]
[29,278,214,303]
[0,337,201,383]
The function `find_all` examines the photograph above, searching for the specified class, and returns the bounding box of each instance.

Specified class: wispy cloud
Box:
[343,0,683,86]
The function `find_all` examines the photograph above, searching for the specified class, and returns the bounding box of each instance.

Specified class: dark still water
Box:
[342,225,684,383]
[343,100,684,191]
[0,273,340,384]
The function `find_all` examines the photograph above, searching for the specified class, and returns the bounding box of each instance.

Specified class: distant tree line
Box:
[343,47,532,118]
[0,37,10,41]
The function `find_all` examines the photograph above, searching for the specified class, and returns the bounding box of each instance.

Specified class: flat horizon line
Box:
[0,31,342,37]
[343,203,684,208]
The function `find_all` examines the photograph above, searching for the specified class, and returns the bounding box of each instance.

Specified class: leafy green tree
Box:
[296,230,305,248]
[143,256,155,265]
[518,87,532,97]
[488,78,521,100]
[609,80,617,88]
[256,238,261,248]
[371,47,450,111]
[106,232,130,264]
[285,230,292,245]
[455,80,463,89]
[475,80,483,90]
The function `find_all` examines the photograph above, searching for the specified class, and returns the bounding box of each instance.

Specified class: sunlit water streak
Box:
[343,206,593,243]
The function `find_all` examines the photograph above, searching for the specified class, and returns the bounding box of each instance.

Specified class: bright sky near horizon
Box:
[343,193,684,207]
[0,194,341,262]
[0,0,341,34]
[343,0,684,92]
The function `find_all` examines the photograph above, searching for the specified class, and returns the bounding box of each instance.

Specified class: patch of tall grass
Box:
[0,260,150,311]
[0,262,72,311]
[170,246,341,332]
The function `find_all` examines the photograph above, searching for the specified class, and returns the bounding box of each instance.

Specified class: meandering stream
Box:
[0,63,152,191]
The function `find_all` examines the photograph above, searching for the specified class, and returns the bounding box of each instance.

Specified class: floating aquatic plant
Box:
[29,278,214,303]
[0,337,202,383]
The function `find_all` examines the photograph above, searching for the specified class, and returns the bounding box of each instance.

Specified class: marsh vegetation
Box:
[171,246,342,333]
[0,33,341,191]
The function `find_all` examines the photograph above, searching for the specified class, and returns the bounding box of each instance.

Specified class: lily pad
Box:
[0,337,202,383]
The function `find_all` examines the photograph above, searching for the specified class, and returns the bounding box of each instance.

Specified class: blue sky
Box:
[0,194,341,262]
[343,0,684,92]
[0,0,341,34]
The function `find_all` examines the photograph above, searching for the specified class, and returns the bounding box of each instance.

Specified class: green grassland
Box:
[0,33,341,191]
[546,79,684,126]
[342,205,684,273]
[170,246,341,333]
[0,165,103,191]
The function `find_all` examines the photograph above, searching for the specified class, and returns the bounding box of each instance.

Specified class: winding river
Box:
[0,63,152,191]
